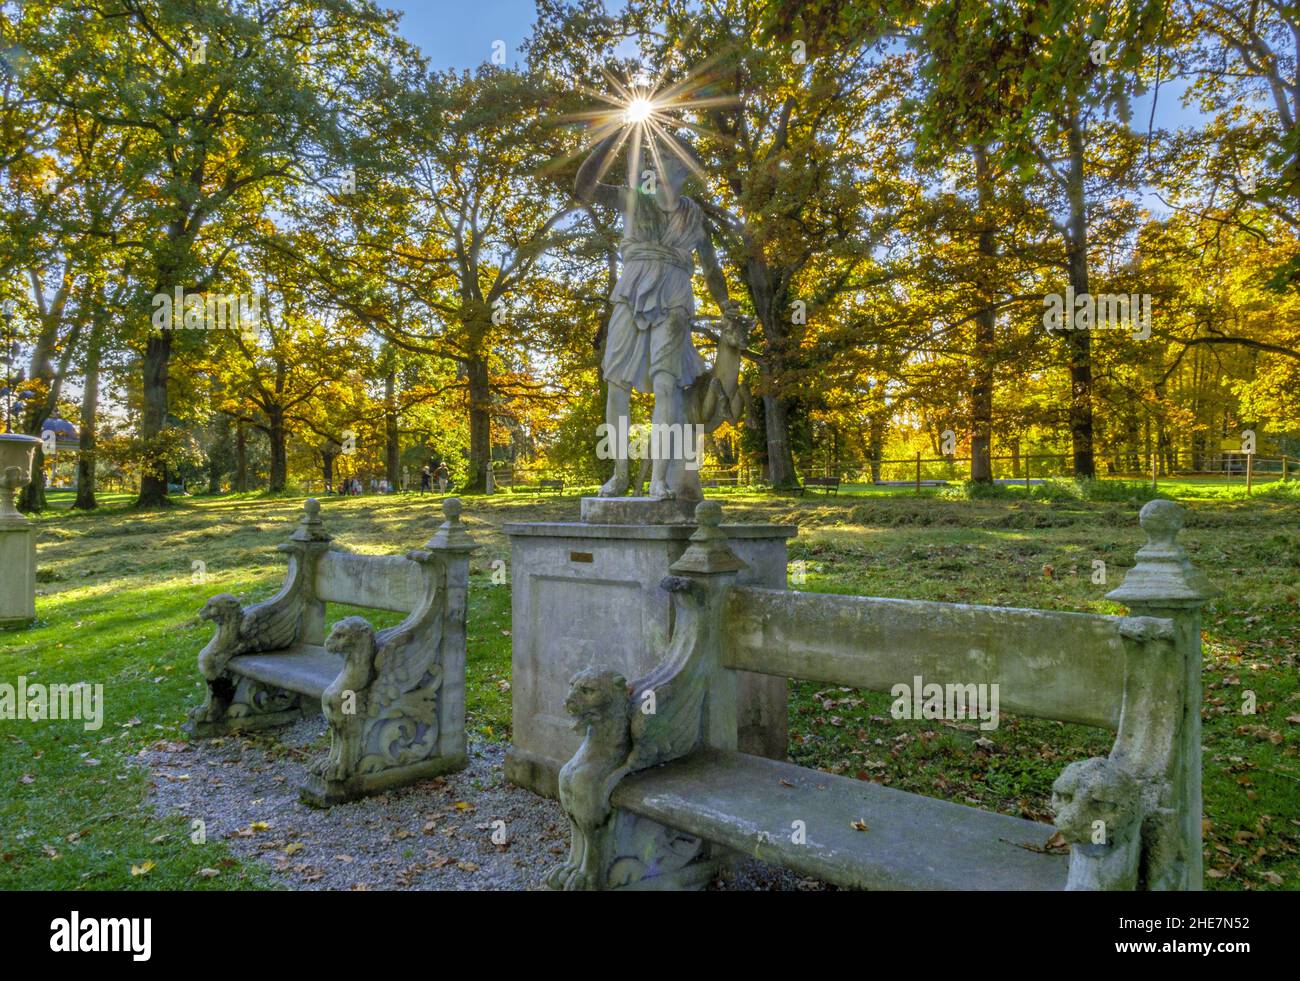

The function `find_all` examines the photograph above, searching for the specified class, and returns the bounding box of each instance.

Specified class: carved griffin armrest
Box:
[195,576,305,680]
[1051,757,1144,890]
[314,554,450,784]
[1050,614,1183,890]
[311,616,378,782]
[193,499,330,681]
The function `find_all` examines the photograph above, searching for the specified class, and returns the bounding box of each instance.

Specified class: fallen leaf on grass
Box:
[196,868,220,879]
[130,861,155,876]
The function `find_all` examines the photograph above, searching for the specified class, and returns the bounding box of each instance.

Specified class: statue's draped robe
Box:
[602,189,707,394]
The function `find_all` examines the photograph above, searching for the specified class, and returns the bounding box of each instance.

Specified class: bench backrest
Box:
[722,587,1129,729]
[315,549,429,614]
[540,479,563,489]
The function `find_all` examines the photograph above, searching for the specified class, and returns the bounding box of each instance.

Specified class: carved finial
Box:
[444,496,463,523]
[1140,498,1182,549]
[425,497,477,552]
[669,501,745,575]
[290,497,331,543]
[696,500,722,530]
[1106,500,1216,609]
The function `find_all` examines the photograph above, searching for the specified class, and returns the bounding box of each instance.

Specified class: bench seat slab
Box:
[613,749,1068,891]
[227,646,341,700]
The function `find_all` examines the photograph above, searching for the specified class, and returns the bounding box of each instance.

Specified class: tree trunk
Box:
[206,414,230,495]
[464,354,491,494]
[761,376,796,488]
[322,448,337,491]
[868,413,884,483]
[747,262,798,489]
[759,364,797,488]
[20,444,47,512]
[207,455,221,495]
[19,328,81,512]
[1064,109,1095,479]
[73,318,105,510]
[136,328,173,506]
[235,422,248,492]
[384,370,400,487]
[268,410,287,492]
[970,145,996,483]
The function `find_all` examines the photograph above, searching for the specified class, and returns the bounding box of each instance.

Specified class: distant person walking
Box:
[420,465,432,494]
[435,462,449,494]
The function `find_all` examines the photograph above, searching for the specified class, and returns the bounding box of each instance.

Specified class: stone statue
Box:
[311,616,376,783]
[546,667,633,891]
[1051,756,1143,890]
[576,130,747,502]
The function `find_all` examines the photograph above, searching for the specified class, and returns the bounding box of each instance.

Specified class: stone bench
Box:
[184,498,477,806]
[799,475,840,495]
[546,499,1214,890]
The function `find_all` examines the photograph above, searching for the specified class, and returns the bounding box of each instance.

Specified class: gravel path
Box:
[138,720,824,891]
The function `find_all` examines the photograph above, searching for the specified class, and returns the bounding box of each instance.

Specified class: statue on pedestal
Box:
[575,123,748,503]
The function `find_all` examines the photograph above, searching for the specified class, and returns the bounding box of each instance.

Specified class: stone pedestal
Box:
[0,434,39,629]
[504,499,796,797]
[0,518,35,628]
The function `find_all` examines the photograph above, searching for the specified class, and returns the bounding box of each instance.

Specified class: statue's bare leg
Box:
[599,381,631,497]
[648,368,680,499]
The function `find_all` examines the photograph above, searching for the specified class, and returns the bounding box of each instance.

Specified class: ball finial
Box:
[443,497,463,522]
[304,498,320,517]
[1139,499,1182,548]
[695,500,722,529]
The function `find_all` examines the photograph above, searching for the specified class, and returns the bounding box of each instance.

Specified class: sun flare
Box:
[623,96,655,125]
[556,63,740,189]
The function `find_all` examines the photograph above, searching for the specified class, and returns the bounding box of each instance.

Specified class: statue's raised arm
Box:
[574,132,626,212]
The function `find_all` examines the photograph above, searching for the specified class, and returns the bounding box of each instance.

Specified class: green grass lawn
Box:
[1,487,1296,890]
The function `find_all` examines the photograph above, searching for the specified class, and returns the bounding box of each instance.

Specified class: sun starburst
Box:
[555,61,739,188]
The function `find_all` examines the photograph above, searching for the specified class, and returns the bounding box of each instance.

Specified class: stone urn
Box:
[0,433,40,627]
[0,433,40,520]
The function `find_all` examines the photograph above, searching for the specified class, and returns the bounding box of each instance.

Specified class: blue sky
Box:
[381,0,539,70]
[384,2,1201,131]
[383,2,1207,219]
